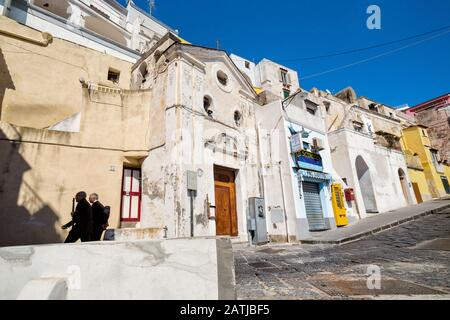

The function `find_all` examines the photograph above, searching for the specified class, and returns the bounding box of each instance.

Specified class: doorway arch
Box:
[398,168,412,205]
[355,156,378,213]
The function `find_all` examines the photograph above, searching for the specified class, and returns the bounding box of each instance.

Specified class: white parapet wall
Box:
[0,237,236,300]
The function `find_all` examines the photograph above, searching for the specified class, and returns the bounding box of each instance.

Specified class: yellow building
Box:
[401,125,450,200]
[0,16,154,246]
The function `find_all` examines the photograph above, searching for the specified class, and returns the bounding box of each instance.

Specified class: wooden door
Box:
[214,166,238,236]
[412,182,423,204]
[120,168,141,222]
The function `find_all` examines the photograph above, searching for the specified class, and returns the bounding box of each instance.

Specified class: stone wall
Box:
[0,237,236,300]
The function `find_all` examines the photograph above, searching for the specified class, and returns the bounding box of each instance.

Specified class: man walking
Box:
[62,191,93,243]
[89,193,108,241]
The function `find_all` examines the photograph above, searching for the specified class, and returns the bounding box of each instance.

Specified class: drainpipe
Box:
[277,161,290,243]
[2,0,12,16]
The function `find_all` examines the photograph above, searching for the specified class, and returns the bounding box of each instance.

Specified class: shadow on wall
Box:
[0,48,16,119]
[0,128,61,247]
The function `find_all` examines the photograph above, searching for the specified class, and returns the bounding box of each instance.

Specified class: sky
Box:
[119,0,450,107]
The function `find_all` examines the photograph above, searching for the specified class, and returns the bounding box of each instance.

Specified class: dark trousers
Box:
[64,229,91,243]
[91,227,104,241]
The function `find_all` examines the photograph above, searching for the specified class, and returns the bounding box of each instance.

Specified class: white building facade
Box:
[128,36,263,242]
[313,87,417,218]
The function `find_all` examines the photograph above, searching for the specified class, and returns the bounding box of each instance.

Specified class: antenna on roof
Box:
[149,0,156,15]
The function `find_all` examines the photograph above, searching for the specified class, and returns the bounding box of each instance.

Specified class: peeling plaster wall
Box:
[135,44,261,241]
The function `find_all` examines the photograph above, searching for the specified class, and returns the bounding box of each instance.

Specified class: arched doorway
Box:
[355,156,378,213]
[398,169,412,205]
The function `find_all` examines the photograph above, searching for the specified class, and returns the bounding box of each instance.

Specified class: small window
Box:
[108,68,120,84]
[389,112,393,117]
[422,129,427,137]
[204,96,213,116]
[280,69,290,85]
[283,89,290,99]
[305,101,318,115]
[217,70,228,86]
[369,103,378,112]
[245,61,250,69]
[353,122,363,132]
[234,110,242,126]
[323,101,331,114]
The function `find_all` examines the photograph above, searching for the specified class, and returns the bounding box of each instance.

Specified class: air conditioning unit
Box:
[313,137,325,151]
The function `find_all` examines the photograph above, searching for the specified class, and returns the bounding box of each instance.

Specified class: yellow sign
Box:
[331,183,348,227]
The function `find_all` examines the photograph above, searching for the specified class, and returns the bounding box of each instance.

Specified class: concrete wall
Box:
[0,237,236,300]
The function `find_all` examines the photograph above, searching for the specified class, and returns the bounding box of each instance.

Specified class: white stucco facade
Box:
[328,128,416,218]
[130,39,262,242]
[231,55,300,101]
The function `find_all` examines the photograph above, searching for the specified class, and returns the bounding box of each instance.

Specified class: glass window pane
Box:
[130,196,139,219]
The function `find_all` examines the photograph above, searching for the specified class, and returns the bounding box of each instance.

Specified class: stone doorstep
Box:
[300,203,450,245]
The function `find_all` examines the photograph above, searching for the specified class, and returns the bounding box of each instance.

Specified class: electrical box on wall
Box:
[186,171,197,192]
[248,197,268,245]
[344,188,355,201]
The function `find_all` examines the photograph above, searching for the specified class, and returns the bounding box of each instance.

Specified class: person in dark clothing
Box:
[89,193,108,241]
[62,191,93,243]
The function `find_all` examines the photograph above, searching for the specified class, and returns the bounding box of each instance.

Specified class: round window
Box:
[217,70,228,86]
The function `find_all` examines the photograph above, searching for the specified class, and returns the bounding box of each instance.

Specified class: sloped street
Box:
[234,207,450,299]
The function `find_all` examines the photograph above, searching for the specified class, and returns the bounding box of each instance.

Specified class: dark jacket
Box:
[72,198,93,236]
[92,201,106,229]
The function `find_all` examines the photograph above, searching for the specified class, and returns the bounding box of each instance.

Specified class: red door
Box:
[120,168,142,222]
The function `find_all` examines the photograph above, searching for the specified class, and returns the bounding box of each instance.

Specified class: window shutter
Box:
[278,70,283,83]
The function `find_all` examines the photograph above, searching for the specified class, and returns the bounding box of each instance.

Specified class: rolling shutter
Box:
[302,181,327,231]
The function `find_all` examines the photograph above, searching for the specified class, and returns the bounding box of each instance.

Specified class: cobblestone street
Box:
[234,210,450,299]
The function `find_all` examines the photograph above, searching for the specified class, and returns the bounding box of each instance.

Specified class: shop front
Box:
[291,140,334,232]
